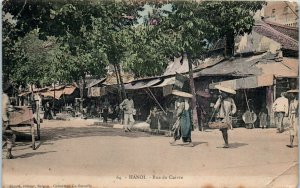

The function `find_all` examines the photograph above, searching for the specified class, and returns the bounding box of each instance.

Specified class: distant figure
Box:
[102,98,110,123]
[197,89,211,131]
[272,92,289,133]
[115,105,122,122]
[259,104,269,129]
[213,85,237,148]
[2,84,14,159]
[146,106,159,130]
[44,101,53,120]
[120,94,135,132]
[169,90,193,147]
[286,90,298,148]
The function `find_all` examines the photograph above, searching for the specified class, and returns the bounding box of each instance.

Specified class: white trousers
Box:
[124,113,135,129]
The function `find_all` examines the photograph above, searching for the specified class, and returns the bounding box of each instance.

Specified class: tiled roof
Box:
[253,21,298,51]
[264,20,298,40]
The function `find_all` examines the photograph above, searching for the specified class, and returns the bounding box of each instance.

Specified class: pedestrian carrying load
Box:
[171,90,193,98]
[208,85,237,148]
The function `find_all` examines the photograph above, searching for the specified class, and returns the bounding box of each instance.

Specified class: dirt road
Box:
[2,119,298,187]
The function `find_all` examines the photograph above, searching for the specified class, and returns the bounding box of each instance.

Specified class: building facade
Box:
[263,1,298,27]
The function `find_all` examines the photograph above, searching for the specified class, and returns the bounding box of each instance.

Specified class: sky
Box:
[137,3,172,25]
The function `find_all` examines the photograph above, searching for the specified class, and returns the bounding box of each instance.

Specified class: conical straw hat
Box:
[287,89,299,93]
[215,85,236,95]
[172,90,193,98]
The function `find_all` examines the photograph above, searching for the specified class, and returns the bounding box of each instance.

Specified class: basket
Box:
[208,121,230,129]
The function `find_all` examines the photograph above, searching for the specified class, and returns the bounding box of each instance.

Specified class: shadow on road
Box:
[29,126,153,144]
[8,126,157,154]
[193,141,208,147]
[16,151,57,159]
[229,142,248,148]
[216,142,248,149]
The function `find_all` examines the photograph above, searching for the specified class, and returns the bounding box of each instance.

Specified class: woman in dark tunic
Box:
[170,90,193,147]
[147,106,159,130]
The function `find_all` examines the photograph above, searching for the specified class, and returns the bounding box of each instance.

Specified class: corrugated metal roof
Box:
[194,53,266,77]
[86,78,106,88]
[124,78,161,90]
[163,56,194,76]
[209,75,274,90]
[152,77,175,87]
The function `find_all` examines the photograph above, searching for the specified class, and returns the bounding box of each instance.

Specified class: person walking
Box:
[259,103,269,129]
[272,92,289,133]
[2,84,14,159]
[169,90,193,147]
[120,94,135,132]
[213,85,237,148]
[286,90,298,148]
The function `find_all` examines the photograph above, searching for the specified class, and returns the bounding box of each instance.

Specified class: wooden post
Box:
[187,53,199,131]
[36,102,41,140]
[31,122,36,150]
[266,86,274,128]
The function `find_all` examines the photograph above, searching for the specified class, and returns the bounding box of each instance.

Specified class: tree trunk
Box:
[116,64,126,99]
[186,53,199,131]
[225,32,235,57]
[53,83,55,111]
[113,63,123,103]
[79,76,86,113]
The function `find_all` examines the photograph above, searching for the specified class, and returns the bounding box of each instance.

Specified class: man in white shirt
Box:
[272,92,289,133]
[120,94,135,132]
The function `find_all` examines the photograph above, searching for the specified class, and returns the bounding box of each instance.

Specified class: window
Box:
[284,6,288,13]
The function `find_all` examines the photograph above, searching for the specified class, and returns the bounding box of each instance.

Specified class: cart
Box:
[8,105,41,150]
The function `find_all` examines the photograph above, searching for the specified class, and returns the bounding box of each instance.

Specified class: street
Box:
[3,119,298,188]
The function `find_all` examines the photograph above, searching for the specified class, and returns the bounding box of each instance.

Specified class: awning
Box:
[40,86,77,99]
[63,86,77,95]
[87,87,106,97]
[209,75,274,90]
[103,72,135,86]
[125,78,161,90]
[41,90,64,99]
[152,77,175,87]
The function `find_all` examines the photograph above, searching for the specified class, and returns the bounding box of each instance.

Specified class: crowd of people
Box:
[2,81,299,158]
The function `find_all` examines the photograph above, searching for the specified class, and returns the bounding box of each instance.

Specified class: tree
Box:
[202,1,266,56]
[3,0,144,105]
[123,1,265,130]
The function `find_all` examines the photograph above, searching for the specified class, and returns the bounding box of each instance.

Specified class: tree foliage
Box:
[2,0,143,85]
[3,0,266,84]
